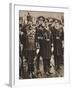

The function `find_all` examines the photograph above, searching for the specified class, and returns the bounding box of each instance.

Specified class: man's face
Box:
[38,18,44,25]
[49,18,53,25]
[55,20,58,23]
[45,19,48,26]
[45,19,48,24]
[55,22,60,29]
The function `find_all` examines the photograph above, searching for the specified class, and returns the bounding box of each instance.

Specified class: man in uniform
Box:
[35,19,52,76]
[52,20,64,70]
[22,23,36,78]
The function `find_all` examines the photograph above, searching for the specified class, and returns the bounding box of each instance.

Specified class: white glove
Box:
[36,49,40,54]
[51,46,54,52]
[34,56,37,61]
[20,44,23,52]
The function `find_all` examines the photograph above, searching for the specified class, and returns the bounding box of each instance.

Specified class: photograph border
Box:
[9,3,70,87]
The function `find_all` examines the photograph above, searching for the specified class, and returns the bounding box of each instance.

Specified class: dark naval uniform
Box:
[35,25,52,73]
[52,26,64,69]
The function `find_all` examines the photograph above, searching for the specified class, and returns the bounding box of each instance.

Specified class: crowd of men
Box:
[19,12,64,79]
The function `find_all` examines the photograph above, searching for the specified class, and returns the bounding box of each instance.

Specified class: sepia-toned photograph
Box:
[19,10,64,79]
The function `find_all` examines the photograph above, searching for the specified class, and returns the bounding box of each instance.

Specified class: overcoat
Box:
[35,25,52,59]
